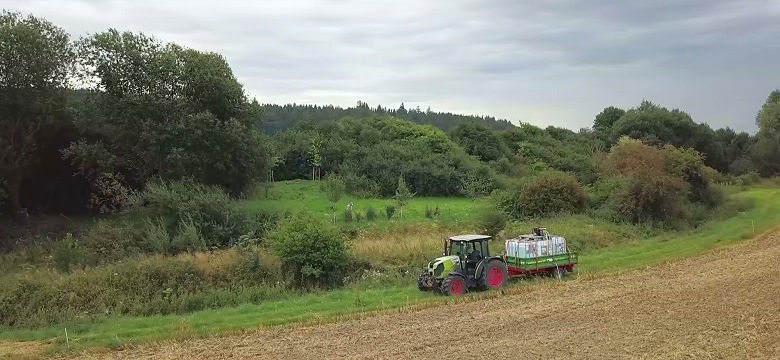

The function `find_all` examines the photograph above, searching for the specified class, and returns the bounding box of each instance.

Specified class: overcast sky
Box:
[5,0,780,132]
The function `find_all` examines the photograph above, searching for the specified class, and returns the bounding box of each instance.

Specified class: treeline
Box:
[260,101,515,134]
[0,11,269,230]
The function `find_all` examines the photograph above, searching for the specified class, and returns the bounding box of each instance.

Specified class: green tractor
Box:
[417,234,508,296]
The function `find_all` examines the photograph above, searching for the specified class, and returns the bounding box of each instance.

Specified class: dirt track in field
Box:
[28,228,780,359]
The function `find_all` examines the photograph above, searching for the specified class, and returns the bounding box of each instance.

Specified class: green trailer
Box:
[504,227,578,279]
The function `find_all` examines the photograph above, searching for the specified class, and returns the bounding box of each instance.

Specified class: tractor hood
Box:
[428,255,461,279]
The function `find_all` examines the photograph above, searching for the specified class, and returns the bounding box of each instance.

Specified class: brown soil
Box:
[12,228,780,360]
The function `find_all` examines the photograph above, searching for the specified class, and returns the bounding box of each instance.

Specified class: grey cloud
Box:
[3,0,780,132]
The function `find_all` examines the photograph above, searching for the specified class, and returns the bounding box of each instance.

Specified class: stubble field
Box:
[40,225,780,360]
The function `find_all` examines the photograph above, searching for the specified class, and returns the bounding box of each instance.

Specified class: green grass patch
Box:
[243,180,484,228]
[3,186,778,356]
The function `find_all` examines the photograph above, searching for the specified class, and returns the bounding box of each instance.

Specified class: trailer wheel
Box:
[479,259,508,290]
[551,267,564,280]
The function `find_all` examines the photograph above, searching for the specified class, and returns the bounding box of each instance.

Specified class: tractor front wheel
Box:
[440,275,467,296]
[479,259,508,290]
[417,271,435,291]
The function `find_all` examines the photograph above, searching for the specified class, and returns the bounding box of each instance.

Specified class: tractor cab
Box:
[418,234,508,295]
[445,234,492,273]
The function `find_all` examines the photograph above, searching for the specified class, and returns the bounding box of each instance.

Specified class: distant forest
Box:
[259,101,515,133]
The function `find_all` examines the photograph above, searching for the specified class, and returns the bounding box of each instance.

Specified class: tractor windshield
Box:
[447,241,476,258]
[447,241,464,257]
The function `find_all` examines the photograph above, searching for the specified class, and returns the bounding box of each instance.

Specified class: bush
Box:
[269,211,349,288]
[424,206,433,218]
[739,171,761,186]
[127,179,256,250]
[343,208,354,222]
[516,171,587,217]
[476,206,507,239]
[385,205,396,219]
[366,206,377,221]
[0,251,285,328]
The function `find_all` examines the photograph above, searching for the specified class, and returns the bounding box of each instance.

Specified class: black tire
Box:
[478,259,508,290]
[551,267,564,280]
[440,275,467,296]
[417,271,434,291]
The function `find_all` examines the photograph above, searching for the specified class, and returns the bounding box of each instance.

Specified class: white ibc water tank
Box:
[505,239,528,258]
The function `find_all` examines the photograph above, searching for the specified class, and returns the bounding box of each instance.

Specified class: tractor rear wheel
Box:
[440,275,467,296]
[479,259,508,290]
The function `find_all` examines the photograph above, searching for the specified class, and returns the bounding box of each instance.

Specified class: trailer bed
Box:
[504,252,578,276]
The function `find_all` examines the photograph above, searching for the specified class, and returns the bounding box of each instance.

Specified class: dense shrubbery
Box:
[271,116,500,197]
[591,138,723,228]
[269,212,349,288]
[127,179,264,250]
[0,248,282,328]
[494,170,588,219]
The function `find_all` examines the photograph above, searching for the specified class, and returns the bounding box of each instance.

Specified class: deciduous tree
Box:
[0,11,75,222]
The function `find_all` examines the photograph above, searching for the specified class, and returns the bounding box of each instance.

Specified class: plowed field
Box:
[14,228,780,360]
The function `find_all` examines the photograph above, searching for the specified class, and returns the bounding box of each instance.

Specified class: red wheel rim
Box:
[488,267,504,287]
[450,279,464,294]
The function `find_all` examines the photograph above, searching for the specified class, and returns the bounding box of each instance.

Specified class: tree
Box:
[64,29,268,198]
[756,90,780,136]
[321,173,345,224]
[394,175,415,219]
[593,106,626,144]
[308,136,322,181]
[0,11,75,222]
[610,100,699,149]
[459,170,492,201]
[449,123,510,162]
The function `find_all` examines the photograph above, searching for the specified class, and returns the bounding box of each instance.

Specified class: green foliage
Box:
[610,100,699,149]
[269,212,349,288]
[385,205,396,219]
[516,171,588,218]
[596,138,723,228]
[322,173,345,223]
[272,116,500,197]
[366,206,377,221]
[449,122,511,162]
[260,102,514,134]
[500,124,601,184]
[756,89,780,136]
[0,250,283,328]
[394,176,415,218]
[458,169,493,200]
[343,208,354,222]
[749,133,780,176]
[63,29,269,198]
[476,206,507,239]
[322,173,345,207]
[593,106,626,142]
[0,11,75,221]
[127,179,257,250]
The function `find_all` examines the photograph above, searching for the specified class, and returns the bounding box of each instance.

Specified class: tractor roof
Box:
[448,234,492,242]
